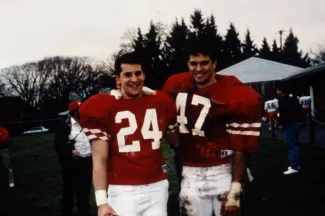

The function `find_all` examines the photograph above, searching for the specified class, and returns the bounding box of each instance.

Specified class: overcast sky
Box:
[0,0,324,69]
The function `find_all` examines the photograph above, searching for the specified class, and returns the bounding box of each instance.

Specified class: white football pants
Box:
[107,179,169,216]
[179,164,232,216]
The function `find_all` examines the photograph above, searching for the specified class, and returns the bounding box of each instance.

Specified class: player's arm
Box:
[92,140,117,216]
[223,151,248,216]
[163,93,179,148]
[224,80,263,215]
[78,95,117,216]
[165,123,179,148]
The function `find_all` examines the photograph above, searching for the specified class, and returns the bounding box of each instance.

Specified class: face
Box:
[276,88,282,97]
[116,63,145,99]
[187,53,217,88]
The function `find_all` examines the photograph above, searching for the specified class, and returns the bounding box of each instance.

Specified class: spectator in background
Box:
[54,101,92,216]
[264,98,279,131]
[0,117,14,188]
[276,84,303,175]
[299,95,312,118]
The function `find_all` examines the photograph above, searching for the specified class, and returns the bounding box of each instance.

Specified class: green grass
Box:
[0,134,176,216]
[1,135,325,216]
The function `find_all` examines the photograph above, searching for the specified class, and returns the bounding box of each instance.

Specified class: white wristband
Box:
[95,190,107,207]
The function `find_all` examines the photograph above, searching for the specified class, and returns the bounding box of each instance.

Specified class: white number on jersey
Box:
[176,93,189,134]
[176,93,211,137]
[115,109,162,153]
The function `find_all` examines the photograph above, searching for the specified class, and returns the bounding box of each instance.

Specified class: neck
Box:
[196,76,217,88]
[121,90,143,99]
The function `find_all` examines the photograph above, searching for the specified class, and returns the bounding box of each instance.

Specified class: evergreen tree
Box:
[259,37,272,60]
[188,9,205,40]
[282,28,301,65]
[165,18,188,75]
[282,28,311,68]
[222,23,242,68]
[271,39,282,62]
[133,27,145,55]
[143,21,166,88]
[204,15,224,70]
[242,29,258,60]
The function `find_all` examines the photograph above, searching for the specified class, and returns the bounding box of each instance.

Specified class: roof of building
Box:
[284,62,325,80]
[217,57,304,84]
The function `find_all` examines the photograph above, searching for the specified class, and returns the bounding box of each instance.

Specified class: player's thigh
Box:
[179,182,213,216]
[212,194,226,216]
[143,180,169,216]
[107,185,138,216]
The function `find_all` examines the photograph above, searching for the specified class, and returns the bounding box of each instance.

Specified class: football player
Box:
[264,98,279,131]
[163,39,262,216]
[299,95,312,117]
[79,52,178,216]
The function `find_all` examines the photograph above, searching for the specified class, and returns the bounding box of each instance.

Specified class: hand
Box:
[221,199,240,216]
[72,150,80,159]
[142,86,156,95]
[98,203,118,216]
[110,89,122,99]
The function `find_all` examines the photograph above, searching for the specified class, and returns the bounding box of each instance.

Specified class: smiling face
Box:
[187,53,217,88]
[116,63,145,99]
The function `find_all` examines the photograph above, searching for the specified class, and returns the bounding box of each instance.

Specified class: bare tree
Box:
[41,56,104,103]
[4,62,51,108]
[0,79,9,97]
[311,44,325,65]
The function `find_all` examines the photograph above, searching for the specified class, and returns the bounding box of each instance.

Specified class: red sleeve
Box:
[162,72,195,98]
[225,76,263,153]
[0,127,9,143]
[79,94,113,142]
[155,91,179,148]
[165,93,178,134]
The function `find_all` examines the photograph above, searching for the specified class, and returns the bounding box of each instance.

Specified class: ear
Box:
[142,71,146,80]
[212,60,217,70]
[115,76,121,90]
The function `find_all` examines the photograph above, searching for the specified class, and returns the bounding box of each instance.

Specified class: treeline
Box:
[117,9,311,89]
[0,9,316,128]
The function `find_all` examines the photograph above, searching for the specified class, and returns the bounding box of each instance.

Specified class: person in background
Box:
[264,98,279,131]
[54,101,92,216]
[0,117,14,188]
[299,95,312,118]
[276,84,302,175]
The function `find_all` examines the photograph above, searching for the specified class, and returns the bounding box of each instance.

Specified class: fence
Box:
[2,117,66,136]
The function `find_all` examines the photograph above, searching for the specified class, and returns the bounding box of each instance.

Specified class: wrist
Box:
[226,182,241,207]
[95,190,107,207]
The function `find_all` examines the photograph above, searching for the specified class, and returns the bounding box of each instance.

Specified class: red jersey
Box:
[79,91,177,185]
[163,72,262,167]
[0,126,9,149]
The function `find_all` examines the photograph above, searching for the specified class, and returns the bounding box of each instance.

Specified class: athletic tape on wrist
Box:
[95,190,107,206]
[226,182,242,207]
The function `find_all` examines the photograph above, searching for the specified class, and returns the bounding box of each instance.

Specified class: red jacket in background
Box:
[0,126,10,149]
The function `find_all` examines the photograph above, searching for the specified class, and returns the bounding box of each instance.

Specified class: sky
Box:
[0,0,325,69]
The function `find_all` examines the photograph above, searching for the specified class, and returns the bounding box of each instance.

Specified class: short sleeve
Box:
[226,79,263,153]
[79,94,112,142]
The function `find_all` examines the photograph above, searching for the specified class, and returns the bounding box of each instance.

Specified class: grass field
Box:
[1,134,325,216]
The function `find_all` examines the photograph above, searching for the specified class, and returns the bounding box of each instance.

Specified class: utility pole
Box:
[278,30,284,50]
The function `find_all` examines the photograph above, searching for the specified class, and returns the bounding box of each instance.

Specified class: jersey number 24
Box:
[115,109,162,153]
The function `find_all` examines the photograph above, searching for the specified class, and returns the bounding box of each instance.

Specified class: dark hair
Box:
[69,110,80,119]
[114,52,144,76]
[276,82,289,93]
[184,38,217,61]
[97,74,115,89]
